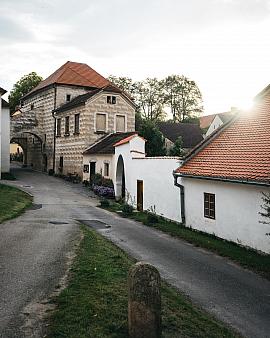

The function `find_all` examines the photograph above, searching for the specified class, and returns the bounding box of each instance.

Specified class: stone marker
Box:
[128,262,161,338]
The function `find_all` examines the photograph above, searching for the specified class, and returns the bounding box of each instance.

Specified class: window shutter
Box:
[116,115,125,132]
[96,114,106,131]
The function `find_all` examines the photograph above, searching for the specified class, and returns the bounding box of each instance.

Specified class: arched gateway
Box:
[115,155,126,200]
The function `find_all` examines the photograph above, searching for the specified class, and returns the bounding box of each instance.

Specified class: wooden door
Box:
[137,180,144,211]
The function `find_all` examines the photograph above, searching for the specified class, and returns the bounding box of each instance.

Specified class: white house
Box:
[114,134,182,222]
[0,87,10,177]
[200,110,235,137]
[174,85,270,254]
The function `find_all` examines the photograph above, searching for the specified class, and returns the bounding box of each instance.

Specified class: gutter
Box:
[173,171,185,224]
[174,172,270,187]
[51,84,57,173]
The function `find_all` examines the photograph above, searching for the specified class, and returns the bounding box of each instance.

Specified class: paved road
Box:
[1,167,270,338]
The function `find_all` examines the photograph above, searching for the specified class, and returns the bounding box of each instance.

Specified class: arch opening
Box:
[115,155,126,200]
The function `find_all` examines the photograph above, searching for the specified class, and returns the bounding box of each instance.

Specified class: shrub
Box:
[122,203,134,215]
[48,169,54,176]
[102,178,114,188]
[93,185,115,198]
[1,172,16,180]
[146,212,159,224]
[91,173,103,186]
[100,199,110,208]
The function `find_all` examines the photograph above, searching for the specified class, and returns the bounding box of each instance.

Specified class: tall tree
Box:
[163,75,203,122]
[139,120,166,156]
[169,136,185,157]
[9,72,43,113]
[133,78,166,121]
[107,75,134,95]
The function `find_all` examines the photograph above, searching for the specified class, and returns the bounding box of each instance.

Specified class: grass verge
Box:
[0,184,33,223]
[101,202,270,280]
[47,226,240,338]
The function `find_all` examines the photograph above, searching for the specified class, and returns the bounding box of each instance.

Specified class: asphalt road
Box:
[1,167,270,338]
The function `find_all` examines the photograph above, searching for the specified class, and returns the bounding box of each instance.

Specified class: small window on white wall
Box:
[96,113,106,132]
[116,115,126,132]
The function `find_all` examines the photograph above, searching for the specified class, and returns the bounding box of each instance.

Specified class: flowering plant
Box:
[93,185,115,198]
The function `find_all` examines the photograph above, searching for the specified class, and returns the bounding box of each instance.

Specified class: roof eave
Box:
[174,172,270,187]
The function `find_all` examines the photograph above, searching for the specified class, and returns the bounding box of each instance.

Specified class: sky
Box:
[1,0,270,115]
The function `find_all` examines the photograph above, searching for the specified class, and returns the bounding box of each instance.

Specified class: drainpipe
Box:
[173,172,185,224]
[52,84,57,173]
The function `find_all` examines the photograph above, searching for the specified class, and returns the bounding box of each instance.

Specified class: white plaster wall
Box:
[1,107,10,172]
[83,154,114,181]
[205,115,223,137]
[114,137,182,222]
[183,177,270,253]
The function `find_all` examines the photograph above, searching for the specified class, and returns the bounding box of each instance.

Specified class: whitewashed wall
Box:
[83,154,114,181]
[205,115,223,137]
[114,137,182,222]
[0,96,2,177]
[1,106,10,172]
[183,177,270,254]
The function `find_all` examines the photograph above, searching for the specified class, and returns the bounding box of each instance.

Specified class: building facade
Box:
[12,61,135,176]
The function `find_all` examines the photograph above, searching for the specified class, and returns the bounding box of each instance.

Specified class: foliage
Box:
[139,120,166,156]
[91,173,114,188]
[121,203,134,215]
[259,192,270,224]
[91,173,103,186]
[162,75,203,122]
[169,136,185,157]
[108,74,204,123]
[9,72,43,113]
[1,172,16,180]
[93,185,115,198]
[146,212,159,225]
[100,199,110,208]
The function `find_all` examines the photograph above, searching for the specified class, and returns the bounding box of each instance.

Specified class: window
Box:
[204,193,215,219]
[107,95,116,104]
[74,113,80,134]
[96,113,106,132]
[59,156,63,171]
[44,134,46,142]
[56,118,61,136]
[66,94,71,102]
[31,103,34,110]
[104,162,109,177]
[116,115,126,132]
[65,116,70,135]
[83,164,89,173]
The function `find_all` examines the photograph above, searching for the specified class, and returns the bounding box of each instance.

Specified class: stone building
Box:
[12,61,136,176]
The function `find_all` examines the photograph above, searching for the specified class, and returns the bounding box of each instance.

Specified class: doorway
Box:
[90,162,96,184]
[137,180,144,211]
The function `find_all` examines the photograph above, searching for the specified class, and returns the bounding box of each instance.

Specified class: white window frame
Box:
[94,112,108,132]
[114,113,127,132]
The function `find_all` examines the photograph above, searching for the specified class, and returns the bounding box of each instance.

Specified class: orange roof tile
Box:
[24,61,109,98]
[113,134,146,147]
[176,89,270,185]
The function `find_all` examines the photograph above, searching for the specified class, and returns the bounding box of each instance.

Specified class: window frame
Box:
[66,94,71,102]
[56,118,61,137]
[65,116,70,136]
[104,162,109,177]
[115,113,127,132]
[74,113,80,134]
[95,112,108,133]
[204,193,215,220]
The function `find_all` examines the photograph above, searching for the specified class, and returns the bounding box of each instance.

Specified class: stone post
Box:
[128,262,161,338]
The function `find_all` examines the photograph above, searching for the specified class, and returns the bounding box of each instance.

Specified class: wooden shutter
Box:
[116,115,125,132]
[96,114,106,131]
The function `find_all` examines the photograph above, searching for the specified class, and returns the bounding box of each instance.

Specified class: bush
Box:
[102,178,114,188]
[91,173,103,186]
[122,203,134,215]
[146,212,159,224]
[1,172,16,180]
[93,185,115,198]
[100,199,110,208]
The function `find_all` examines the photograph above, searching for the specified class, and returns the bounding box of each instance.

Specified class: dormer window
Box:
[66,94,71,102]
[107,95,116,104]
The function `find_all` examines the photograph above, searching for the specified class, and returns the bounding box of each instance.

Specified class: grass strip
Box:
[0,184,32,223]
[47,226,240,338]
[102,202,270,280]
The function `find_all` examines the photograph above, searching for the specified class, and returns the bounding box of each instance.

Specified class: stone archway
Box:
[115,155,126,200]
[10,137,28,166]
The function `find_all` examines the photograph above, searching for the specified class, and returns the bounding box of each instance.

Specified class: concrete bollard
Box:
[128,262,161,338]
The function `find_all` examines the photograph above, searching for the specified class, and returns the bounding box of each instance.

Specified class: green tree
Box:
[107,75,134,95]
[169,136,185,157]
[163,75,203,122]
[139,120,166,156]
[9,72,43,113]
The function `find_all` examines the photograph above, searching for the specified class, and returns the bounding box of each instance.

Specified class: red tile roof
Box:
[176,89,270,185]
[199,111,234,129]
[114,134,146,147]
[24,61,109,98]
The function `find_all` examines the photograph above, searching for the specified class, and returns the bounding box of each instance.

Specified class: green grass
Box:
[47,226,240,338]
[0,184,33,223]
[101,202,270,280]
